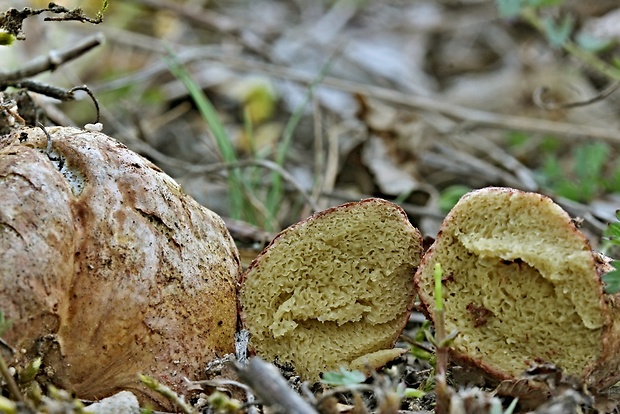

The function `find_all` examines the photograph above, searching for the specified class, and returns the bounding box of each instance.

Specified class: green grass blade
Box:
[163,51,245,220]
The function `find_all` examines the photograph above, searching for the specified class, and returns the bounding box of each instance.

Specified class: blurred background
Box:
[3,0,620,261]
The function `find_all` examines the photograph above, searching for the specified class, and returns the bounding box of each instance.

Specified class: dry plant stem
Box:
[554,196,607,234]
[191,378,258,414]
[0,338,15,355]
[234,358,319,414]
[323,123,340,206]
[139,375,194,414]
[67,86,100,124]
[452,134,539,192]
[325,191,446,221]
[315,384,375,409]
[533,82,620,110]
[202,54,620,143]
[102,111,319,213]
[399,334,435,355]
[183,158,319,212]
[126,0,269,58]
[0,34,104,82]
[29,94,76,127]
[431,144,526,189]
[309,95,325,213]
[90,34,620,143]
[0,353,22,402]
[519,8,620,82]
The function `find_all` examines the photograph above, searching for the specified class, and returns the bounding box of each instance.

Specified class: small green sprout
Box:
[602,263,620,294]
[438,185,471,214]
[603,211,620,294]
[399,383,426,399]
[19,357,41,385]
[321,367,366,386]
[0,310,11,335]
[0,395,16,414]
[0,32,15,46]
[207,391,242,412]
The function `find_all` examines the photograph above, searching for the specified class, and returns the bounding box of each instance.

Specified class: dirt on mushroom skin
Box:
[0,126,241,409]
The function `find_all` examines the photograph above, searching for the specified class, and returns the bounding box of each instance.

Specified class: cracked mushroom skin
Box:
[0,127,240,409]
[414,187,620,391]
[239,199,423,381]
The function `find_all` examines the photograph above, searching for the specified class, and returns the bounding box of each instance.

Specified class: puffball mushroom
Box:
[0,126,240,409]
[239,198,423,381]
[414,187,620,391]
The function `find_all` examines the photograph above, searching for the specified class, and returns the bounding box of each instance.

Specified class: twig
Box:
[166,52,620,142]
[234,357,319,414]
[315,383,375,407]
[89,35,620,143]
[104,112,320,214]
[222,219,273,246]
[188,158,319,213]
[553,195,607,234]
[43,2,107,24]
[68,86,101,124]
[307,95,325,216]
[235,329,250,367]
[0,83,102,126]
[126,0,268,58]
[0,352,22,402]
[432,143,526,189]
[171,52,620,143]
[0,3,105,40]
[0,338,15,355]
[190,376,258,414]
[456,134,539,192]
[519,8,620,82]
[2,83,100,127]
[0,34,104,82]
[38,122,53,157]
[533,81,620,110]
[322,119,340,208]
[399,334,435,355]
[325,191,446,221]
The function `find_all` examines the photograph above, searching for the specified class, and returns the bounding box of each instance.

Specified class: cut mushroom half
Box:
[239,198,423,381]
[414,187,620,391]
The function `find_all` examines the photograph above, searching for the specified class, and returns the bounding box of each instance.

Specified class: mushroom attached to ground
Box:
[414,187,620,391]
[0,126,241,408]
[239,198,424,381]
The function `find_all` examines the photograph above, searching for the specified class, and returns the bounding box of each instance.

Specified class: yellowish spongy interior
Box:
[416,189,605,379]
[240,200,421,380]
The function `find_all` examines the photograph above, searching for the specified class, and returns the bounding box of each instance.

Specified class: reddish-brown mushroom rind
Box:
[0,127,241,409]
[238,198,423,381]
[414,187,620,392]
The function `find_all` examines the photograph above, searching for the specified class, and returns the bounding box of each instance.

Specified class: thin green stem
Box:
[264,47,342,229]
[164,50,246,221]
[433,263,449,414]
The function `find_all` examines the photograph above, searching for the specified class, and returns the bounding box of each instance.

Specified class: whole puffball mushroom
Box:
[414,187,620,393]
[239,199,424,381]
[0,126,241,409]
